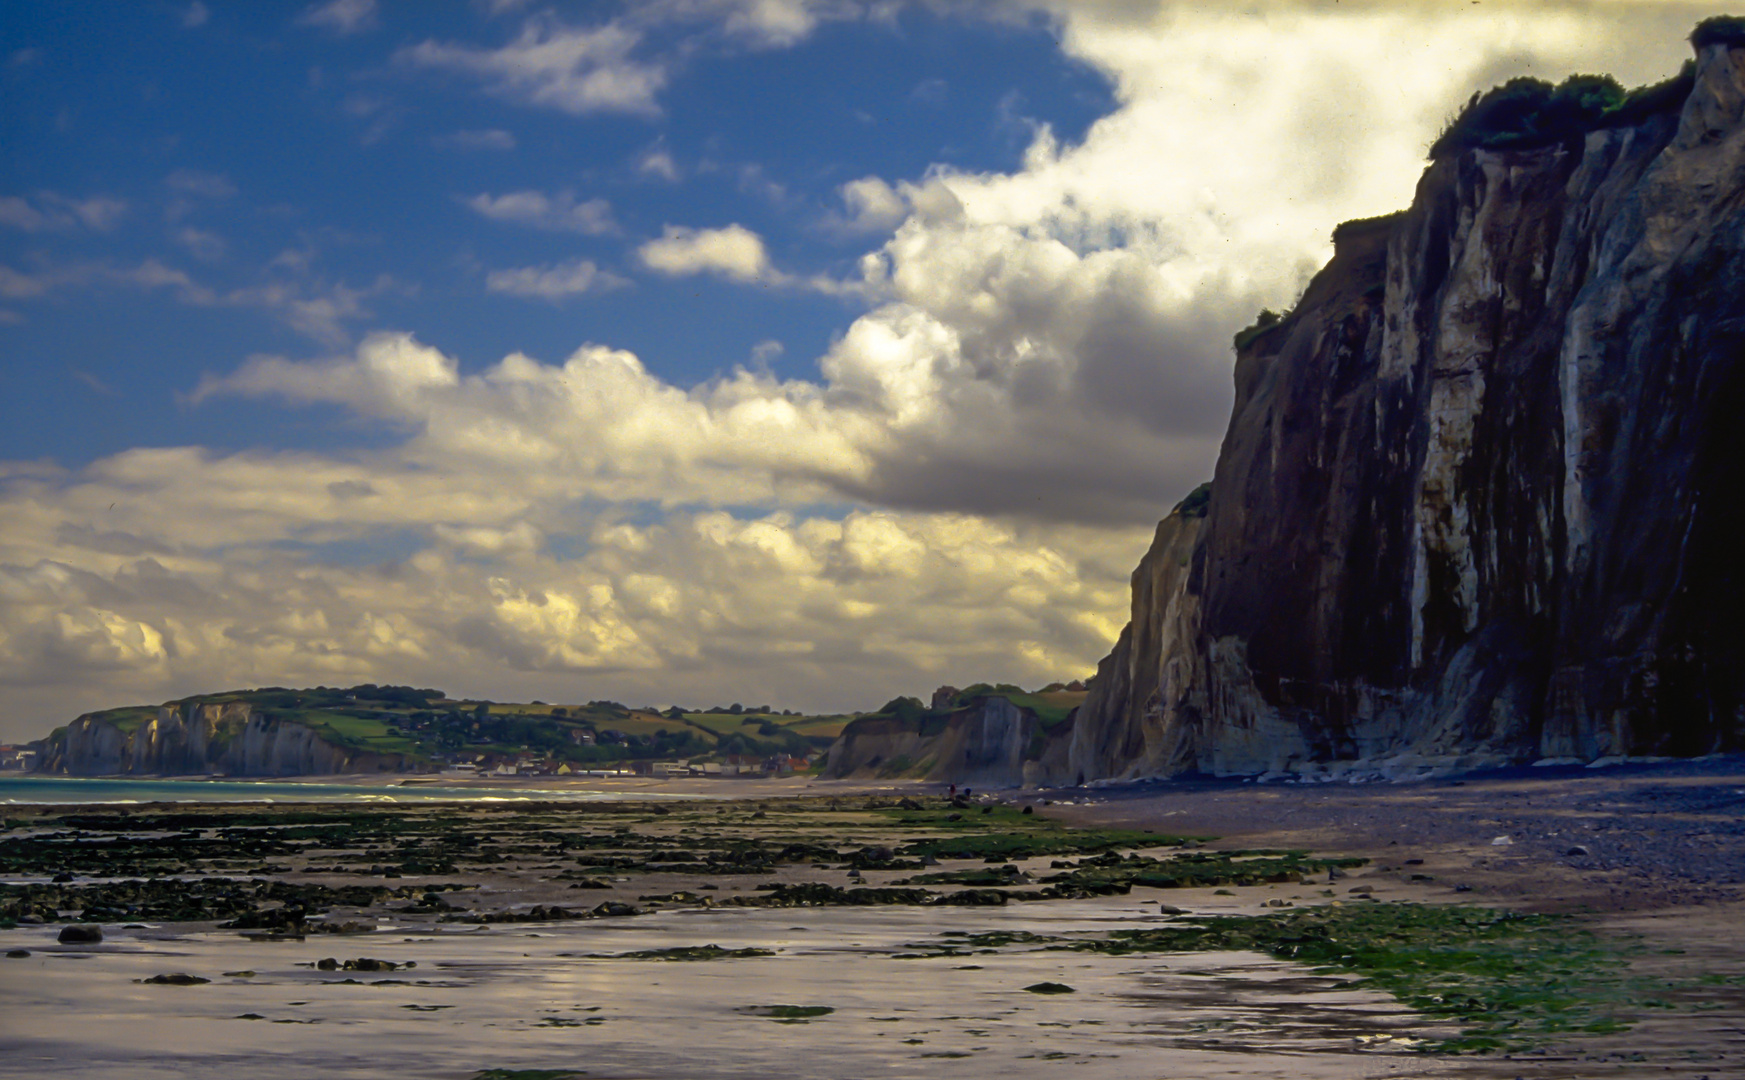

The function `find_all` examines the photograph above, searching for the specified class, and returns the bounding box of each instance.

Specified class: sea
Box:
[0,775,691,805]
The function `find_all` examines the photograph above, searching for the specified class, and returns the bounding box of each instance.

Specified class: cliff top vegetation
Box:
[1428,67,1695,159]
[61,684,853,768]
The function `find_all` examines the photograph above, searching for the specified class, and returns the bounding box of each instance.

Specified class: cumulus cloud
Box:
[0,476,1140,736]
[638,223,775,284]
[465,190,616,234]
[485,259,629,300]
[637,147,681,181]
[831,176,908,234]
[400,16,667,117]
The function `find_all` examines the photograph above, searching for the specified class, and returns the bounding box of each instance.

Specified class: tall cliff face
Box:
[44,702,409,777]
[1060,40,1745,782]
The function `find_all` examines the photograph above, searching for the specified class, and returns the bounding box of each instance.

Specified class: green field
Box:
[64,682,1081,769]
[80,706,160,737]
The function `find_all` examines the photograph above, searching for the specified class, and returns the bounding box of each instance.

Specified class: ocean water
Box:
[0,776,691,805]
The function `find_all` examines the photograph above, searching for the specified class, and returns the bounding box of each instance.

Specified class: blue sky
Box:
[4,2,1112,467]
[0,1,1718,738]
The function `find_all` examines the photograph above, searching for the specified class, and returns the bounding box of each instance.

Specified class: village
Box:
[440,747,823,780]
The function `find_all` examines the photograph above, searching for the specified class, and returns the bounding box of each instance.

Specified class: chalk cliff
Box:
[1053,29,1745,783]
[41,702,411,777]
[825,695,1042,788]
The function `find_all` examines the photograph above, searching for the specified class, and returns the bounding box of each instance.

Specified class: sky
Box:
[0,0,1724,740]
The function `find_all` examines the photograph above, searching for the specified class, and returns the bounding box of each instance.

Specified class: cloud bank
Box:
[1,1,1711,739]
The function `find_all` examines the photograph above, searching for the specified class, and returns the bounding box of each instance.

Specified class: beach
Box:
[2,760,1741,1079]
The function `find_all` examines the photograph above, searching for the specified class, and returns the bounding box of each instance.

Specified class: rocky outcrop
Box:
[41,702,410,777]
[825,696,1041,788]
[1038,497,1205,785]
[1057,33,1745,783]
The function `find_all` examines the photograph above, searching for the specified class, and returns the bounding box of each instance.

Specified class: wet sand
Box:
[4,760,1742,1079]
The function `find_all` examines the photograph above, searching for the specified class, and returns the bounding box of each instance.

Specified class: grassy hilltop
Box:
[67,684,856,772]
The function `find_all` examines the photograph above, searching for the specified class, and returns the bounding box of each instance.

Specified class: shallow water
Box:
[0,776,692,805]
[1,897,1453,1080]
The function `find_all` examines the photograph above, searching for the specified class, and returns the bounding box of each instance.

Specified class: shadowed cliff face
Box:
[1056,40,1745,783]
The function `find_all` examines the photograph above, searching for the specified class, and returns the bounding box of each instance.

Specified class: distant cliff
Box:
[39,700,417,777]
[1051,26,1745,783]
[823,686,1083,786]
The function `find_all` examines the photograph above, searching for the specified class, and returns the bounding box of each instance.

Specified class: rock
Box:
[1021,805,1033,815]
[1566,845,1590,857]
[897,798,923,810]
[6,949,30,958]
[1158,904,1185,915]
[1043,34,1745,785]
[18,915,44,925]
[316,957,339,970]
[51,872,74,883]
[591,901,638,918]
[1491,836,1514,847]
[1263,898,1292,907]
[342,958,401,972]
[57,924,102,944]
[1023,982,1076,994]
[139,973,209,985]
[1347,885,1374,895]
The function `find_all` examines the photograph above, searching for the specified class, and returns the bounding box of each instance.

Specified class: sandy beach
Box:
[2,760,1741,1079]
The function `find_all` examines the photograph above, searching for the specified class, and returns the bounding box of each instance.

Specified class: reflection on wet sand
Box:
[4,899,1442,1080]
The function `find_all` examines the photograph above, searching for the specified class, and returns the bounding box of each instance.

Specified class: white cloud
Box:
[833,176,908,234]
[637,147,681,181]
[485,259,629,300]
[0,193,127,232]
[0,451,1141,736]
[465,190,616,234]
[633,0,870,49]
[297,0,377,35]
[434,128,517,151]
[400,16,667,117]
[638,223,776,284]
[182,2,209,28]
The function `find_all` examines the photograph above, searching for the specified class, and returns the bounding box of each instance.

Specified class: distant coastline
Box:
[0,775,706,805]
